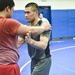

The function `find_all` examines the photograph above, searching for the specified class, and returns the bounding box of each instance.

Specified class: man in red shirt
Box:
[0,0,51,75]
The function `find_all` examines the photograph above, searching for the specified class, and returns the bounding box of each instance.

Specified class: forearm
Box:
[29,26,45,35]
[17,25,44,35]
[29,39,48,50]
[17,23,51,36]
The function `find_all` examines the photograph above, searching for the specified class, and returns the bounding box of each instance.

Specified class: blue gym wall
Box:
[12,10,28,25]
[11,9,75,39]
[51,9,75,38]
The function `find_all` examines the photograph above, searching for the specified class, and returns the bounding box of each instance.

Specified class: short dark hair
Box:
[0,0,15,11]
[25,2,39,12]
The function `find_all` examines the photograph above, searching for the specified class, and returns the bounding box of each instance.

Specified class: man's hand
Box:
[41,23,52,31]
[25,31,33,44]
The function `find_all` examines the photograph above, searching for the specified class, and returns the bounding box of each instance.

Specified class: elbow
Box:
[41,44,48,50]
[42,47,47,50]
[17,38,25,48]
[17,43,21,48]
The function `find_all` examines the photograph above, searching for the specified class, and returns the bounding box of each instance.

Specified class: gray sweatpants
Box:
[31,57,51,75]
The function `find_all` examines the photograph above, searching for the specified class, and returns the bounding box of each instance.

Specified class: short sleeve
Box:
[40,30,51,39]
[5,19,21,36]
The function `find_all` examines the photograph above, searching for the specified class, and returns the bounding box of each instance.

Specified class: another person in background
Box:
[18,2,52,75]
[0,0,51,75]
[39,12,50,24]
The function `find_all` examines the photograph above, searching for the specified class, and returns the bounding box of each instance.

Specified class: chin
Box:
[27,20,30,22]
[26,19,32,22]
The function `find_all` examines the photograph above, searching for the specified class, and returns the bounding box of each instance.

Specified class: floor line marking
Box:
[20,60,31,72]
[53,62,75,73]
[20,46,75,73]
[51,46,75,52]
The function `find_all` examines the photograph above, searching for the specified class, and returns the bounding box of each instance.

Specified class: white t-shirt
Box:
[41,18,50,24]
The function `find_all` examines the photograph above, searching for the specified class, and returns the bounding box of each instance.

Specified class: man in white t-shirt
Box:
[39,13,50,24]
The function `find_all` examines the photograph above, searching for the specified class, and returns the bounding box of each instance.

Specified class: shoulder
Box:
[42,18,48,21]
[41,18,50,24]
[5,18,21,26]
[6,18,20,24]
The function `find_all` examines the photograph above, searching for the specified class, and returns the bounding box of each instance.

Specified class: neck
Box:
[30,18,40,26]
[0,11,6,18]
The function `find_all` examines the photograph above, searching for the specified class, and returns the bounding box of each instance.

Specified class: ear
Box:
[5,6,10,12]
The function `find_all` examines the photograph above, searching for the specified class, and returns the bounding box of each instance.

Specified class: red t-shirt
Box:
[0,16,21,65]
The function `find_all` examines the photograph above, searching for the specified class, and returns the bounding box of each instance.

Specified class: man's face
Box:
[24,7,37,22]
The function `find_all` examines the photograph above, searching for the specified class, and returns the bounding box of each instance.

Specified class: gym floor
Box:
[18,39,75,75]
